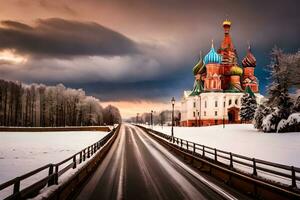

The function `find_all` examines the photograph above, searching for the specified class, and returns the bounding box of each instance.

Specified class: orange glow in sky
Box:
[101,100,180,119]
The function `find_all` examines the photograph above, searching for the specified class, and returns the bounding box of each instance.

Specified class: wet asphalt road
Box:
[75,124,242,200]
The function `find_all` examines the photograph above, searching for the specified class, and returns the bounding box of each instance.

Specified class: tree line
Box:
[0,80,121,127]
[126,110,181,126]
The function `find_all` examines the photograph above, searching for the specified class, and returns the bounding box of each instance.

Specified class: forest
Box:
[0,80,121,127]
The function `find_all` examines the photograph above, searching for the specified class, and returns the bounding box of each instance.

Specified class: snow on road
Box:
[150,124,300,167]
[0,131,108,188]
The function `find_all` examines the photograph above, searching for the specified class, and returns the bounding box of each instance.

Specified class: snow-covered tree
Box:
[254,99,273,130]
[240,93,257,123]
[262,47,294,131]
[293,93,300,113]
[103,105,122,125]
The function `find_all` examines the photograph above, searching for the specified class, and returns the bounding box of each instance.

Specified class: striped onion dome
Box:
[242,45,256,67]
[192,52,204,75]
[204,41,222,64]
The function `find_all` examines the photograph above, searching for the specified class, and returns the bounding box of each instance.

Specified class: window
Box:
[205,101,207,108]
[193,111,195,117]
[198,111,200,116]
[215,101,218,107]
[224,101,226,107]
[215,111,218,116]
[229,99,232,105]
[204,111,206,116]
[235,99,238,105]
[193,102,196,108]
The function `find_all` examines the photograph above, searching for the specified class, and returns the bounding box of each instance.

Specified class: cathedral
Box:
[180,20,263,126]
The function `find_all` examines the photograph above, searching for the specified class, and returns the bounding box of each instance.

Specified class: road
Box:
[75,124,248,200]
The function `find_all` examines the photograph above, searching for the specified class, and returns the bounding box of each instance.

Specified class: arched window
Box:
[215,101,218,107]
[204,111,206,116]
[215,111,218,116]
[205,101,207,108]
[229,99,232,105]
[235,99,238,105]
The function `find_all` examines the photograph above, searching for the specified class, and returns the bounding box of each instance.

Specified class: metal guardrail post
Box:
[252,158,257,176]
[83,149,86,161]
[87,147,90,158]
[180,139,183,148]
[193,143,195,155]
[230,152,233,168]
[186,141,189,150]
[48,164,54,186]
[73,155,77,169]
[79,152,82,164]
[13,178,20,195]
[54,165,59,184]
[214,148,217,161]
[203,146,205,157]
[291,166,297,188]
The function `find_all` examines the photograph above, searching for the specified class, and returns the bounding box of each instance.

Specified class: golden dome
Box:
[223,19,231,26]
[230,65,243,76]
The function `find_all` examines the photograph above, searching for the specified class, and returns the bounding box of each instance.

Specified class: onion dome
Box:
[204,40,222,64]
[230,65,243,76]
[193,52,205,75]
[242,45,256,67]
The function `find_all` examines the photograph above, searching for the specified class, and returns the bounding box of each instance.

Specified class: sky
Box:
[0,0,299,118]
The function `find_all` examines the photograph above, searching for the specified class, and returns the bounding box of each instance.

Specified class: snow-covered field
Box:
[150,124,300,167]
[0,131,108,198]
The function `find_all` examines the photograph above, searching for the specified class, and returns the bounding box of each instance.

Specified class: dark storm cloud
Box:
[67,78,189,102]
[0,0,299,105]
[0,18,140,57]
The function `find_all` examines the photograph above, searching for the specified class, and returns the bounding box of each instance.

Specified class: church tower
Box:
[242,45,259,92]
[203,41,222,91]
[218,19,238,90]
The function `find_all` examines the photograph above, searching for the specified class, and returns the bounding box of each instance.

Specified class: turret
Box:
[203,41,222,91]
[242,45,259,92]
[219,19,238,90]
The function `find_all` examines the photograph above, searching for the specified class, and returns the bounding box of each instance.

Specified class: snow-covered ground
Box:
[149,124,300,167]
[0,131,108,199]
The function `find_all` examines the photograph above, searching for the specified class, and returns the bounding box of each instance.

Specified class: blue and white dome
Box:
[204,41,222,64]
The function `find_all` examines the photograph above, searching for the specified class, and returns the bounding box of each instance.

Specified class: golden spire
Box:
[247,41,251,51]
[211,39,214,48]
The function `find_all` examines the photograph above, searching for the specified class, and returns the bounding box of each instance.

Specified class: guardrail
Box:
[138,126,300,193]
[0,127,118,200]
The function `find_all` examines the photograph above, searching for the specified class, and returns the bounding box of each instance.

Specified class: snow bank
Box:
[0,131,108,199]
[150,124,300,167]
